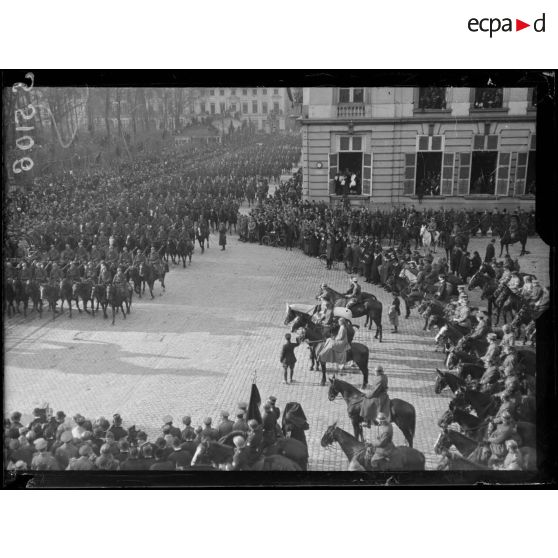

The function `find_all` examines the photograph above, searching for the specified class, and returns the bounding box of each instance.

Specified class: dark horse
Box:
[500,226,528,257]
[40,283,60,320]
[320,423,425,471]
[434,368,467,394]
[328,377,416,447]
[139,262,168,299]
[106,283,132,325]
[284,305,370,388]
[318,286,382,340]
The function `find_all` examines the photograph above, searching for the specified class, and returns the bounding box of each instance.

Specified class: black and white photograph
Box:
[2,72,556,487]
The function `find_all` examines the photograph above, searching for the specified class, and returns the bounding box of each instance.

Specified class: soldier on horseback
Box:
[134,248,147,266]
[49,262,63,284]
[90,244,103,265]
[360,365,390,428]
[508,214,520,241]
[119,246,133,268]
[112,266,128,287]
[366,412,395,470]
[84,260,97,282]
[148,246,163,276]
[19,261,32,283]
[105,243,119,273]
[344,276,361,311]
[67,260,81,283]
[98,262,112,285]
[34,261,47,283]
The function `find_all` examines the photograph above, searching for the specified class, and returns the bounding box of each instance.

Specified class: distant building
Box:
[300,87,536,209]
[193,87,292,132]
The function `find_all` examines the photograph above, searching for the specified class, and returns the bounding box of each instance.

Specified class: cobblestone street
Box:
[4,226,549,471]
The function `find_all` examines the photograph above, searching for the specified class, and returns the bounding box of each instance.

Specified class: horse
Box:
[196,222,210,253]
[164,239,177,264]
[452,388,501,421]
[418,298,447,331]
[328,377,416,447]
[384,275,413,318]
[139,262,167,299]
[13,279,28,316]
[176,238,192,268]
[318,286,382,339]
[72,280,95,314]
[59,278,73,318]
[92,284,109,319]
[320,423,425,471]
[446,348,483,371]
[40,283,60,320]
[497,286,524,325]
[127,265,142,297]
[434,368,467,395]
[434,427,481,459]
[438,404,491,441]
[500,227,528,257]
[435,321,471,349]
[106,283,132,325]
[299,321,370,388]
[26,280,43,317]
[437,450,490,471]
[419,225,440,254]
[264,437,309,470]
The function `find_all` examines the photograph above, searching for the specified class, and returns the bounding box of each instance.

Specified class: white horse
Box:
[420,225,440,254]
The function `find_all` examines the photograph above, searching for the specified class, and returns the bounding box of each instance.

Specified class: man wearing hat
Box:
[484,238,496,263]
[434,273,450,302]
[487,411,517,467]
[108,414,128,441]
[10,411,23,431]
[452,293,472,331]
[200,417,219,441]
[361,366,390,427]
[279,332,301,385]
[162,416,181,440]
[344,276,362,311]
[261,403,278,448]
[54,430,79,469]
[217,411,234,438]
[228,436,250,471]
[246,419,264,462]
[467,309,491,340]
[31,438,60,470]
[267,396,281,423]
[233,411,249,435]
[71,414,87,439]
[367,412,395,470]
[66,444,96,470]
[112,266,128,287]
[482,333,501,367]
[181,416,196,442]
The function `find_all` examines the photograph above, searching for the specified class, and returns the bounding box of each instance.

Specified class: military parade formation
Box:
[4,127,546,472]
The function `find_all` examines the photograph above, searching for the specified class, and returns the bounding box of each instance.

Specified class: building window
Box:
[473,88,504,109]
[273,102,280,113]
[200,102,206,114]
[469,152,497,194]
[273,89,279,95]
[418,87,447,110]
[242,89,248,96]
[219,89,225,96]
[209,90,215,96]
[473,134,499,151]
[416,135,444,151]
[339,87,364,103]
[210,103,215,114]
[219,102,225,114]
[242,102,248,114]
[262,102,268,114]
[262,89,267,95]
[338,136,364,151]
[252,101,258,113]
[231,89,236,96]
[252,89,258,96]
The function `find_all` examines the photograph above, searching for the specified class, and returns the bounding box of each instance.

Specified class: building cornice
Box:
[299,114,536,126]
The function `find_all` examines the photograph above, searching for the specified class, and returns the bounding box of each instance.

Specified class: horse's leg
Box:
[111,305,116,325]
[121,303,127,319]
[67,297,72,318]
[377,319,382,343]
[320,363,326,387]
[149,282,154,299]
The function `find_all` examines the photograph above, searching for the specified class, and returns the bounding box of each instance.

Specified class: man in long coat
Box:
[360,366,390,426]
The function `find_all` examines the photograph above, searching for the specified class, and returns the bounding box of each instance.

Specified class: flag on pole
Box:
[247,381,262,424]
[286,87,294,103]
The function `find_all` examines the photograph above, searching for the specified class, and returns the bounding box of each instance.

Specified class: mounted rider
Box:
[312,297,334,327]
[508,213,520,241]
[90,244,103,265]
[148,246,163,276]
[98,262,112,285]
[344,276,362,311]
[119,246,133,269]
[360,366,390,427]
[84,260,97,282]
[366,412,395,470]
[75,241,89,264]
[49,262,63,284]
[67,260,81,283]
[451,292,472,330]
[34,261,47,283]
[105,243,120,272]
[19,261,32,282]
[133,248,147,266]
[112,266,128,288]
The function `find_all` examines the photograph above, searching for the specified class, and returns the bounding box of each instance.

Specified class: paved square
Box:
[4,229,549,470]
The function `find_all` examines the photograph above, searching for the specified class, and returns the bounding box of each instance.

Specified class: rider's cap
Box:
[268,396,277,403]
[375,365,384,373]
[203,417,212,426]
[162,415,173,424]
[351,276,358,282]
[487,333,497,340]
[247,419,258,428]
[377,413,388,422]
[285,333,291,340]
[220,411,229,418]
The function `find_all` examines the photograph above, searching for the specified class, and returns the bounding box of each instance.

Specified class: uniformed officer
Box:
[468,309,491,340]
[345,276,361,311]
[217,411,234,438]
[90,244,103,264]
[112,266,128,286]
[481,333,501,367]
[229,436,250,471]
[75,241,89,263]
[67,260,81,283]
[60,244,75,265]
[180,416,197,442]
[34,261,47,283]
[232,411,249,434]
[98,262,112,285]
[47,244,60,262]
[435,273,449,301]
[261,403,277,448]
[452,294,472,330]
[368,413,395,470]
[501,324,516,349]
[161,416,181,440]
[134,248,147,266]
[267,396,280,422]
[84,261,97,282]
[487,411,516,467]
[148,246,162,274]
[31,438,60,470]
[49,262,63,283]
[246,419,264,459]
[119,246,133,268]
[200,417,219,441]
[105,243,120,270]
[19,261,32,282]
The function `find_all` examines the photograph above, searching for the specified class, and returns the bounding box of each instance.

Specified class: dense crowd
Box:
[4,394,308,471]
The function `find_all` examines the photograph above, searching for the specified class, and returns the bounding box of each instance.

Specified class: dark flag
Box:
[286,87,294,103]
[247,382,262,424]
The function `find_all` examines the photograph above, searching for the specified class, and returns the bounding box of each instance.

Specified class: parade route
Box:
[4,232,549,471]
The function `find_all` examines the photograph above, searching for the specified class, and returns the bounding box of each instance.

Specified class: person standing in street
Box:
[219,222,227,251]
[279,333,300,384]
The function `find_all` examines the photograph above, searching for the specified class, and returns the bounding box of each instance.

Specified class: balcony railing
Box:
[337,103,365,118]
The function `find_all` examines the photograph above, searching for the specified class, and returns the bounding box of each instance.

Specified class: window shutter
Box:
[418,136,429,151]
[362,153,372,196]
[441,152,454,195]
[352,136,362,151]
[486,135,499,150]
[473,135,485,150]
[515,152,528,195]
[339,136,350,151]
[329,153,338,194]
[496,152,510,195]
[457,153,471,195]
[403,153,416,195]
[431,135,442,151]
